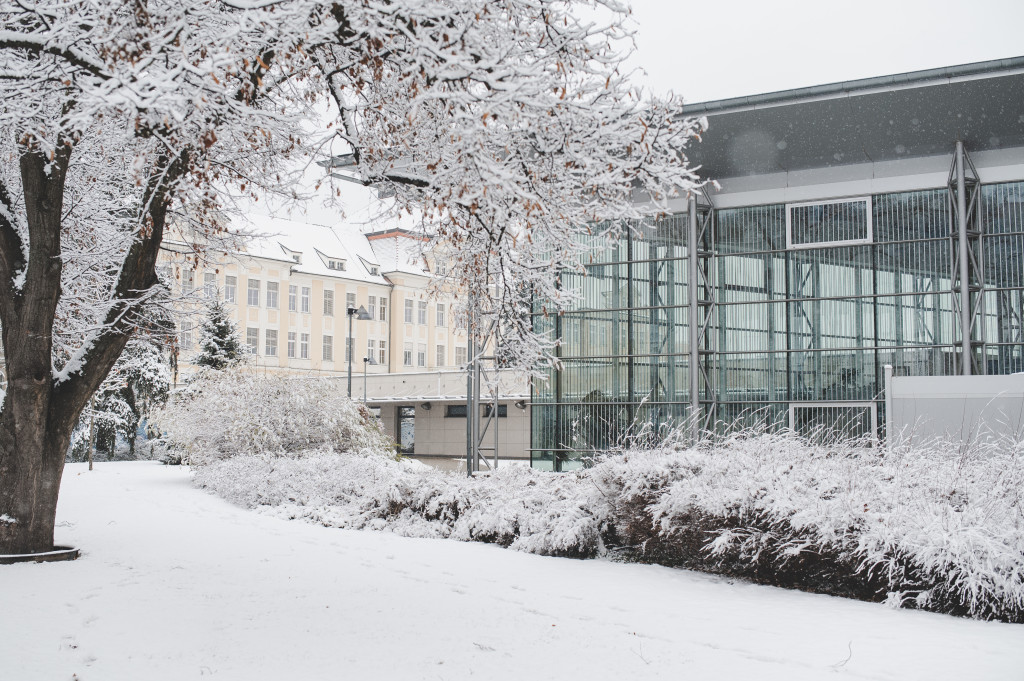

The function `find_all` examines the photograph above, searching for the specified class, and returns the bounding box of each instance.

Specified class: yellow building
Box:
[159,215,531,469]
[160,215,470,382]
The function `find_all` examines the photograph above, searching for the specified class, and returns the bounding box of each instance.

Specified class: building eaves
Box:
[680,56,1024,116]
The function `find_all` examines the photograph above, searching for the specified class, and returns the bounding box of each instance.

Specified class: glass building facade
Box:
[531,181,1024,470]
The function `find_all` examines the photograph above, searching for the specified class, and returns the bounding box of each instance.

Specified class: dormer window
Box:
[327,259,346,271]
[291,254,301,263]
[369,266,379,276]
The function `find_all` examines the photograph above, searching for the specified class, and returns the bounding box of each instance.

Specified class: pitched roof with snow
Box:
[236,214,393,284]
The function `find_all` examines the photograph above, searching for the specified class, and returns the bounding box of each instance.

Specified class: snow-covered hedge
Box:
[153,370,394,464]
[193,429,1024,622]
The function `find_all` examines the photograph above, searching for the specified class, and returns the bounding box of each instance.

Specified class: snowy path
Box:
[2,462,1022,681]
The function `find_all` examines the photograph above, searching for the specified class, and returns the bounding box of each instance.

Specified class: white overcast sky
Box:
[278,0,1024,226]
[627,0,1024,103]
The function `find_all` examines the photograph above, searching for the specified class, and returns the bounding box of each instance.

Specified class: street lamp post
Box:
[347,305,372,398]
[363,355,378,404]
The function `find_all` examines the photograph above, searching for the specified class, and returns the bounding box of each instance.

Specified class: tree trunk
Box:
[0,412,75,554]
[0,144,174,555]
[0,145,73,554]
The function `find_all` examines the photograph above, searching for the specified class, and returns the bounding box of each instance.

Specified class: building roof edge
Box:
[679,56,1024,116]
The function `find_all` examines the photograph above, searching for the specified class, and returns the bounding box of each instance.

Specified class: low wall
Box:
[887,373,1024,444]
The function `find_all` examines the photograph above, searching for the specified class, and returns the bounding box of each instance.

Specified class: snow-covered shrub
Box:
[592,429,1024,622]
[152,370,393,464]
[192,425,1024,622]
[193,453,608,557]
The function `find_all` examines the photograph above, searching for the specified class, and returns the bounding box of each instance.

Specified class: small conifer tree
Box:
[195,300,245,370]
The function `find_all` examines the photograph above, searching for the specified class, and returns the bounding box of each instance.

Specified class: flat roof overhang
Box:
[680,57,1024,180]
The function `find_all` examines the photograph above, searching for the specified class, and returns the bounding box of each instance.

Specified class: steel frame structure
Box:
[948,140,985,375]
[465,293,502,475]
[688,189,717,439]
[531,144,1024,466]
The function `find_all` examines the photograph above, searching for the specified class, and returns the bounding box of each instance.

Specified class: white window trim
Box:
[788,401,877,445]
[785,196,872,250]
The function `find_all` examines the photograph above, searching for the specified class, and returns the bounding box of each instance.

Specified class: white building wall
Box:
[889,374,1024,445]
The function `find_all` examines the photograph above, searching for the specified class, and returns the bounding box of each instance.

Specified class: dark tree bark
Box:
[0,142,177,554]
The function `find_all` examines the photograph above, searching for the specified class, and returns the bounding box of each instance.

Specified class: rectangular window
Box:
[417,301,427,325]
[247,279,260,307]
[403,342,413,366]
[436,303,446,327]
[455,346,467,366]
[367,339,376,362]
[266,282,279,309]
[247,327,259,354]
[787,197,872,249]
[203,272,217,298]
[398,406,415,454]
[379,298,387,322]
[301,287,311,313]
[288,285,297,312]
[322,335,333,361]
[180,321,193,350]
[287,332,296,358]
[300,333,310,359]
[378,340,386,365]
[224,276,237,303]
[483,404,508,418]
[265,329,278,357]
[445,404,467,418]
[417,343,426,367]
[436,344,446,367]
[346,292,356,313]
[404,299,413,324]
[789,402,877,445]
[182,269,194,294]
[324,290,334,317]
[368,295,376,320]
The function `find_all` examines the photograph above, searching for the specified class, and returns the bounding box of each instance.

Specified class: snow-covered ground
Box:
[2,462,1022,681]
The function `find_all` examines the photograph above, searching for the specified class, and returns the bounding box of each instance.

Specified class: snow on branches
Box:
[0,0,702,551]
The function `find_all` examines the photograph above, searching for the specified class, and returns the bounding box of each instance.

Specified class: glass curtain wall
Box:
[531,215,691,471]
[532,182,1024,468]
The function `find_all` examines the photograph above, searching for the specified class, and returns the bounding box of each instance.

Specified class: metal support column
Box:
[466,290,501,475]
[948,140,985,375]
[688,189,717,439]
[688,197,700,441]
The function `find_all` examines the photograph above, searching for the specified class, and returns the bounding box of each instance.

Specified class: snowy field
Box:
[2,462,1022,681]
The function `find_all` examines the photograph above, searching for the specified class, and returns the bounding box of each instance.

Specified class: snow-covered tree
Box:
[69,331,172,461]
[0,0,703,554]
[194,301,245,371]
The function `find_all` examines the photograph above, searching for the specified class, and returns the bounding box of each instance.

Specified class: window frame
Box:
[785,196,873,250]
[266,281,279,309]
[265,329,278,356]
[247,279,260,307]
